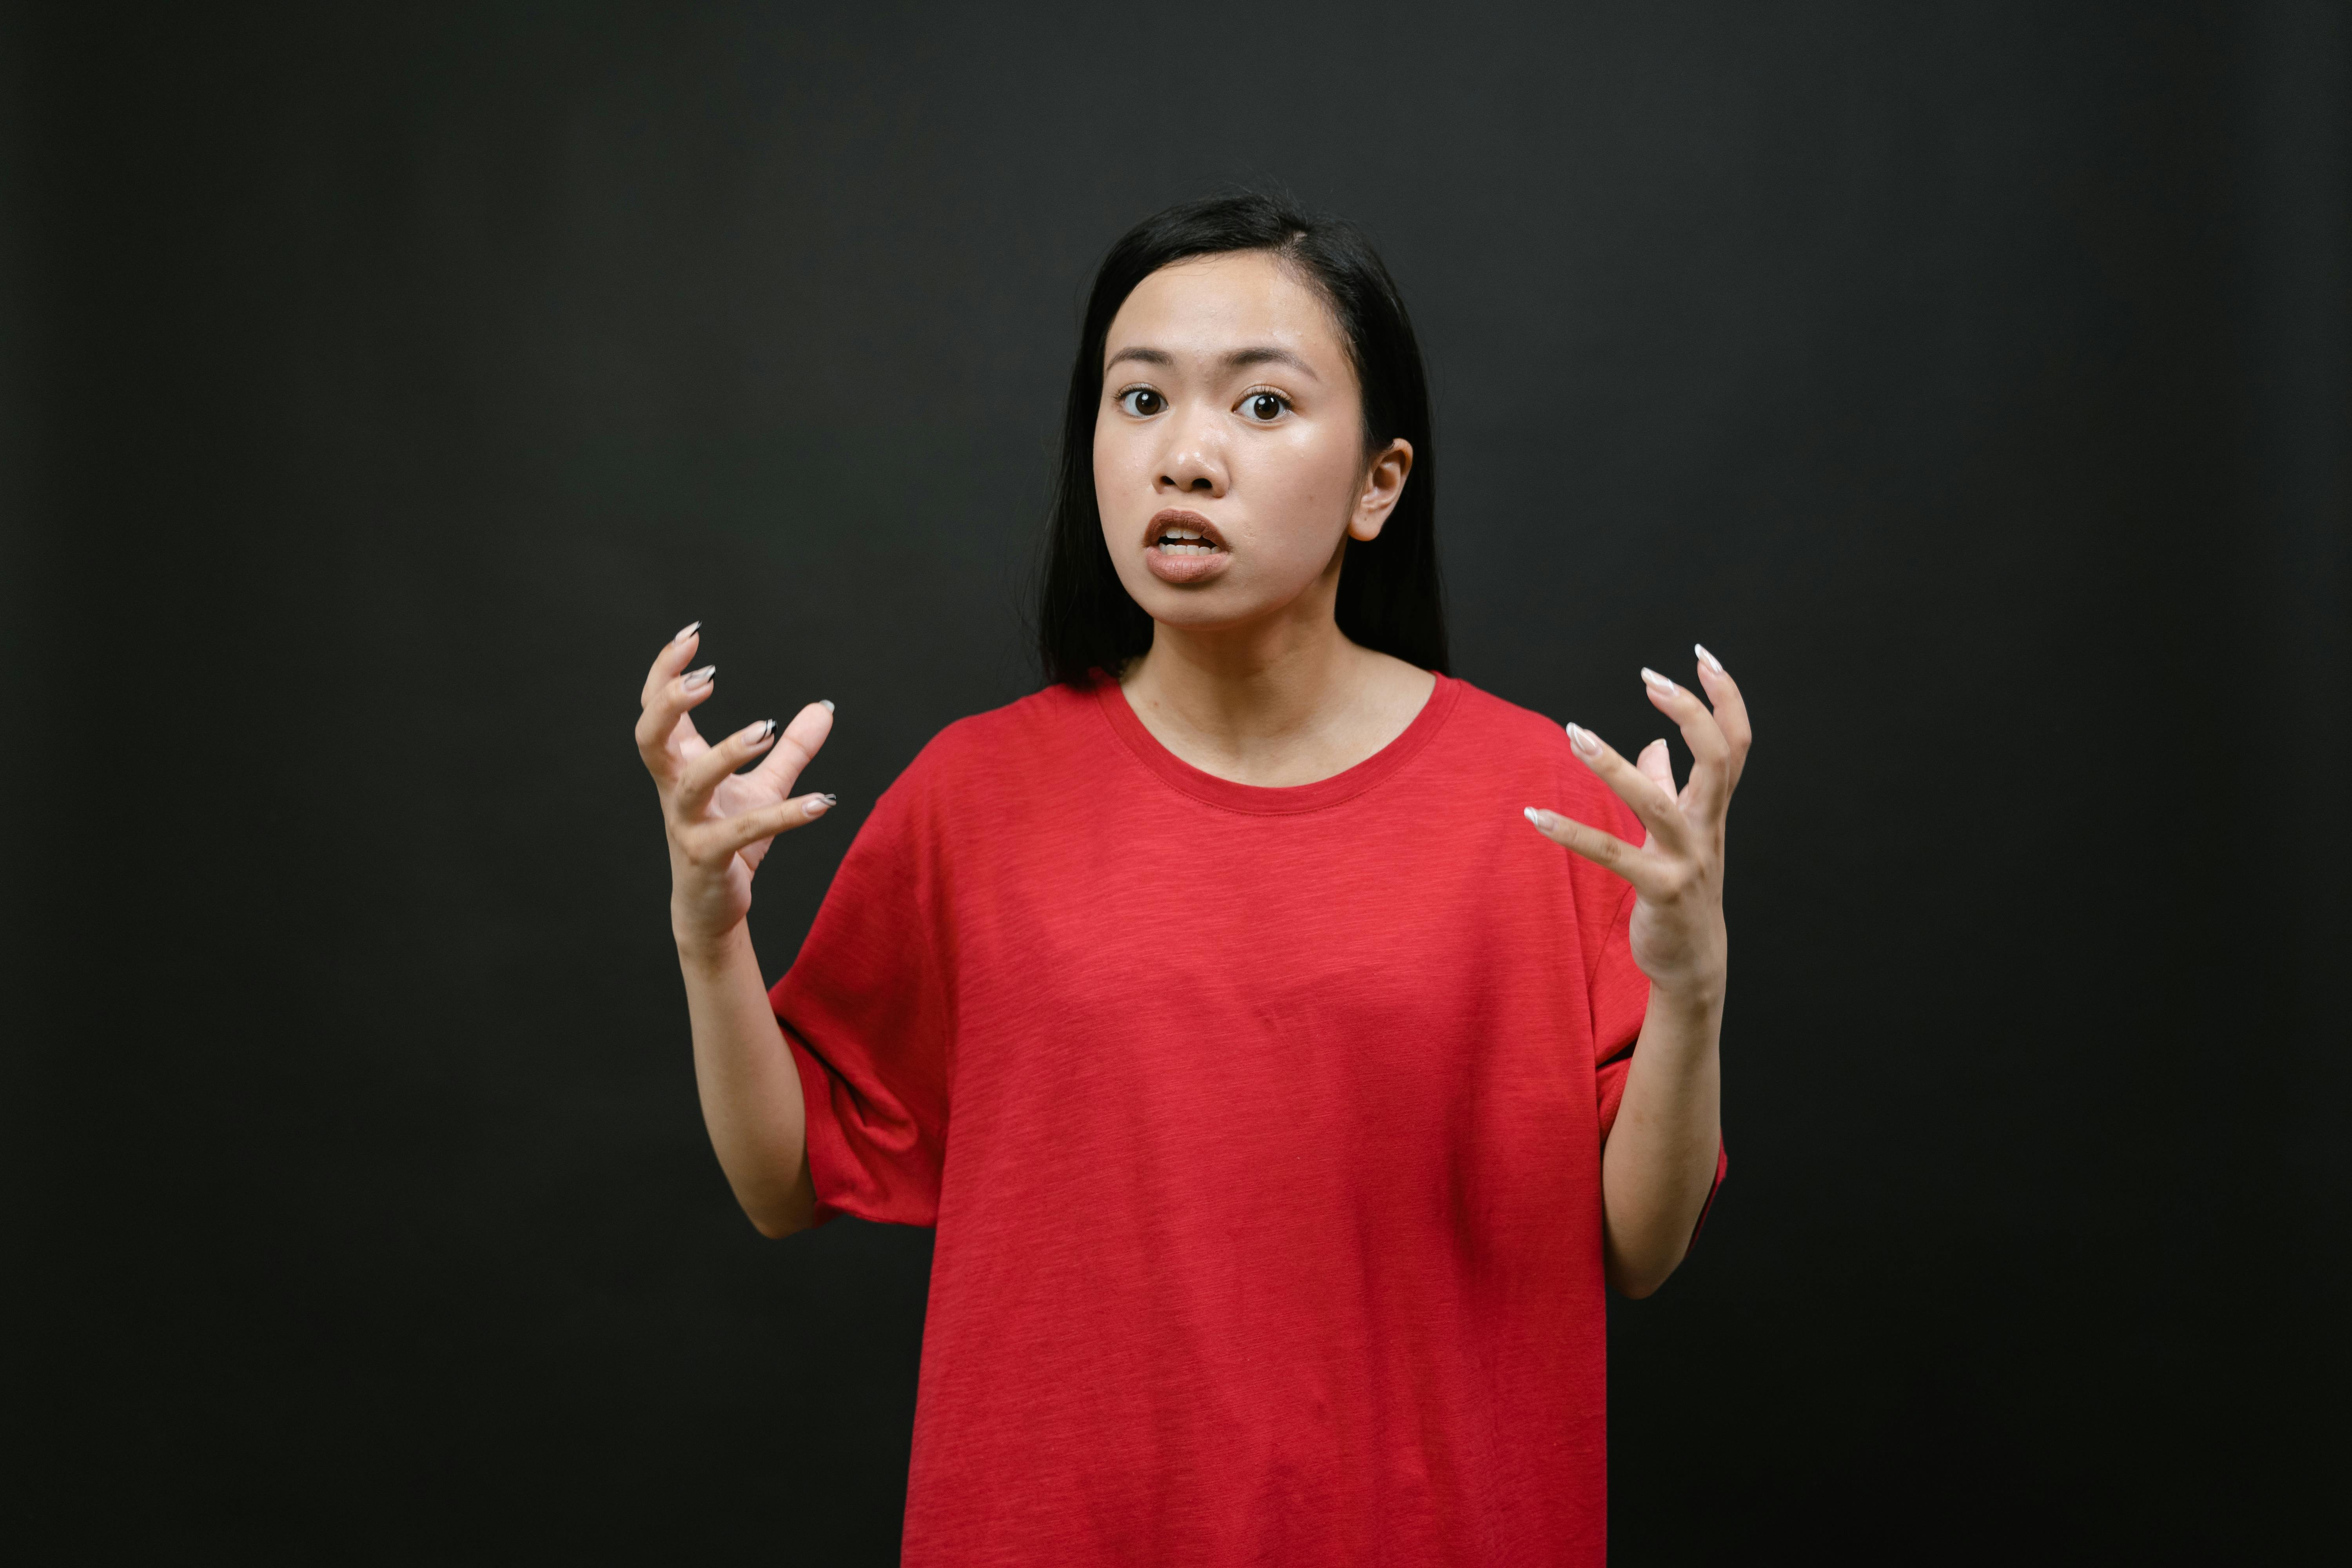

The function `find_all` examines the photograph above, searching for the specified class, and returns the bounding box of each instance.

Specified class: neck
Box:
[1116,559,1410,781]
[1132,615,1363,746]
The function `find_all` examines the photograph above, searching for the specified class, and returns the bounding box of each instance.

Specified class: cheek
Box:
[1258,428,1361,524]
[1093,416,1145,503]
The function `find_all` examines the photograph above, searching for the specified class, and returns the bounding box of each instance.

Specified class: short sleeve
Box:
[1579,790,1729,1244]
[769,759,954,1230]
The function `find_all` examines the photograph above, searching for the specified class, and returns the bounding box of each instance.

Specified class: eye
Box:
[1116,387,1167,417]
[1238,391,1290,423]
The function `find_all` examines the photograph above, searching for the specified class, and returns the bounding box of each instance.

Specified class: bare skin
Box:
[633,632,830,1236]
[1528,657,1752,1298]
[634,250,1753,1294]
[1093,252,1430,783]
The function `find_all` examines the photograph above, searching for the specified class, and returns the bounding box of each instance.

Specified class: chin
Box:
[1129,573,1318,639]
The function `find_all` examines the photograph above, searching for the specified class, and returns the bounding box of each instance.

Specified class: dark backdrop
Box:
[8,2,2346,1561]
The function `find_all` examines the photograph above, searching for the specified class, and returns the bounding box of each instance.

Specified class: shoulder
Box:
[1433,675,1592,780]
[887,679,1106,800]
[1435,676,1640,835]
[1439,676,1575,751]
[833,683,1105,869]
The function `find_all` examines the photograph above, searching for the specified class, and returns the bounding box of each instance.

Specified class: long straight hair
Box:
[1036,193,1447,686]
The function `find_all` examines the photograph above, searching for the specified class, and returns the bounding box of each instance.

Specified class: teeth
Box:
[1157,525,1215,553]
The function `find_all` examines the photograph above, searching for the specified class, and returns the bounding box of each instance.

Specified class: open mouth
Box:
[1142,508,1234,584]
[1147,509,1229,555]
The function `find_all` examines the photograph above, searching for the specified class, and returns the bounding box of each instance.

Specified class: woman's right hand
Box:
[635,623,837,955]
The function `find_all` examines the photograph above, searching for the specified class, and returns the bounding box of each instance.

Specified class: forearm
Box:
[1600,985,1722,1297]
[1526,651,1751,1295]
[678,923,817,1237]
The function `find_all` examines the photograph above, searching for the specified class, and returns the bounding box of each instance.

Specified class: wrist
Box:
[1646,975,1726,1028]
[674,916,753,978]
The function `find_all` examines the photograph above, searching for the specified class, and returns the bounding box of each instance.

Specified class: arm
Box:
[1525,646,1753,1298]
[634,624,839,1238]
[678,926,820,1239]
[1600,987,1721,1297]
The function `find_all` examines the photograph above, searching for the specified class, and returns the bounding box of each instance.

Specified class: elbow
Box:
[747,1203,812,1240]
[736,1154,820,1239]
[1605,1247,1686,1301]
[744,1185,818,1240]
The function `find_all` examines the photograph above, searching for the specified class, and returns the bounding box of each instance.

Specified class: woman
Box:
[632,193,1750,1565]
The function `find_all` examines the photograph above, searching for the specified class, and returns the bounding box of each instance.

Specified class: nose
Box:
[1156,413,1228,498]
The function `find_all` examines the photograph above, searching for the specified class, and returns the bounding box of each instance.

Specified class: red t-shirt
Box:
[772,671,1723,1566]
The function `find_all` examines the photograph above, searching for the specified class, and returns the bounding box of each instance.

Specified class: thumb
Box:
[1634,739,1673,850]
[1635,738,1674,802]
[748,699,835,794]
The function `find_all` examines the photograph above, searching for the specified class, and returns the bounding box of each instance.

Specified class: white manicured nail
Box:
[740,719,776,746]
[1694,642,1724,674]
[1524,806,1552,829]
[672,621,701,644]
[820,699,835,713]
[1566,723,1602,757]
[803,794,835,818]
[682,665,715,690]
[1641,668,1677,697]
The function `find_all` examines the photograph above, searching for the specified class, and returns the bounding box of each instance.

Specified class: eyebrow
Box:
[1103,344,1322,379]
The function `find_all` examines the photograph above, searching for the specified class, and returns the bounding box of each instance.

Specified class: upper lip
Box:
[1146,509,1229,550]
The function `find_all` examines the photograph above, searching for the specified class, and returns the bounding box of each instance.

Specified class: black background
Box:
[9,2,2347,1561]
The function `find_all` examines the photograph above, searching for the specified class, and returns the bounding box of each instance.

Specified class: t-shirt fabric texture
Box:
[771,671,1725,1567]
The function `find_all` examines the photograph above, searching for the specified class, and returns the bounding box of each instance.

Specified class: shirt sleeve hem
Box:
[782,1022,852,1230]
[1686,1141,1729,1250]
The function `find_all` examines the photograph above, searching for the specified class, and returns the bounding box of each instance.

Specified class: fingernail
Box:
[1641,668,1678,697]
[1566,722,1601,757]
[1694,642,1724,674]
[803,794,836,818]
[1523,806,1552,828]
[820,699,835,713]
[740,719,777,746]
[682,665,715,690]
[672,621,701,644]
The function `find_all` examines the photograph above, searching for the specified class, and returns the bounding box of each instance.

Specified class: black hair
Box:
[1035,192,1447,686]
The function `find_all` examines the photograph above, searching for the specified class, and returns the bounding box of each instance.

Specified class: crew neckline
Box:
[1087,667,1461,816]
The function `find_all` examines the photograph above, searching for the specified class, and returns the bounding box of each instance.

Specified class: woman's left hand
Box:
[1525,646,1753,1006]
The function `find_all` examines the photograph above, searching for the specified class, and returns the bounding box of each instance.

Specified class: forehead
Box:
[1104,252,1347,368]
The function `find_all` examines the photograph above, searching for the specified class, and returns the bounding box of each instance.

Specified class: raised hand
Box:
[1524,644,1753,1004]
[634,623,837,953]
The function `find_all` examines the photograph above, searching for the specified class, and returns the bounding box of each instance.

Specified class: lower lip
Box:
[1144,543,1232,584]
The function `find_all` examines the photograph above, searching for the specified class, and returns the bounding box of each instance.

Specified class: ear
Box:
[1346,439,1415,542]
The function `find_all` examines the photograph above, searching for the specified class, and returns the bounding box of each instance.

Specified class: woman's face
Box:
[1093,251,1411,638]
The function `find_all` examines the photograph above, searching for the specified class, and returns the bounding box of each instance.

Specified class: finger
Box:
[1521,802,1666,890]
[1634,737,1675,808]
[676,715,785,818]
[633,663,718,778]
[1692,644,1752,795]
[1639,668,1732,822]
[638,621,702,708]
[747,699,835,795]
[681,791,838,865]
[1566,722,1690,852]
